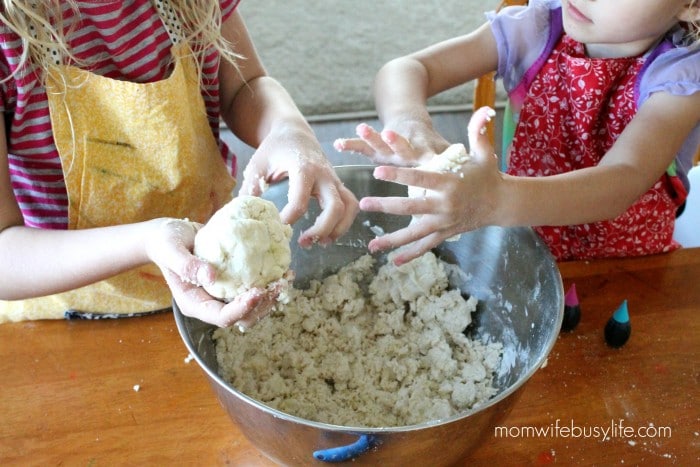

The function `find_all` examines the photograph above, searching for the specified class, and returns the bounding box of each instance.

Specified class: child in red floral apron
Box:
[0,1,357,325]
[337,0,700,265]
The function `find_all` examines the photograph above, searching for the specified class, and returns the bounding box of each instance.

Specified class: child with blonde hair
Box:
[0,1,357,326]
[337,0,700,264]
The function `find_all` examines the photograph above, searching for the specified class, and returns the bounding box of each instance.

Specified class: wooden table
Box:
[1,248,699,466]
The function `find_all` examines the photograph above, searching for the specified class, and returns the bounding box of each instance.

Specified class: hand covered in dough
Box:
[239,126,358,248]
[144,217,274,328]
[333,116,451,167]
[359,107,502,265]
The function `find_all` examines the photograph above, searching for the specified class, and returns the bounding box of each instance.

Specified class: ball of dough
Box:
[194,195,293,302]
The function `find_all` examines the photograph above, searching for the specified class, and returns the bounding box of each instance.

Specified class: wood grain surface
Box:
[1,248,698,466]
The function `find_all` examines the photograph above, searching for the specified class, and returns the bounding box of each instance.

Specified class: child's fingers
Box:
[354,123,394,155]
[336,125,425,166]
[333,137,373,156]
[277,175,312,235]
[239,161,268,197]
[295,182,344,246]
[232,274,293,331]
[230,288,276,331]
[380,129,418,158]
[366,222,433,254]
[147,219,215,287]
[467,106,497,159]
[334,124,394,161]
[178,255,216,288]
[324,186,359,243]
[388,231,447,266]
[163,268,236,328]
[366,224,446,265]
[370,165,443,190]
[359,194,434,216]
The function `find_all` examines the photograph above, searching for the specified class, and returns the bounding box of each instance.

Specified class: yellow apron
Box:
[0,44,235,322]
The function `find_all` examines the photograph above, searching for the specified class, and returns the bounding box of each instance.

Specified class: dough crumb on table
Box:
[214,251,502,428]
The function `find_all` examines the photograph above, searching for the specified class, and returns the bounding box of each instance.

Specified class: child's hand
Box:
[143,217,274,327]
[239,127,358,249]
[359,107,501,265]
[334,120,451,167]
[162,267,273,328]
[164,268,290,330]
[230,272,293,331]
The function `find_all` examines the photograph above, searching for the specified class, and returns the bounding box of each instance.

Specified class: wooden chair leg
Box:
[473,0,529,147]
[473,71,498,145]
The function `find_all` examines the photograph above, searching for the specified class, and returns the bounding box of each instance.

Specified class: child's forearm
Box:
[374,57,433,129]
[493,165,660,228]
[495,92,700,228]
[0,220,160,300]
[224,74,315,148]
[374,23,499,142]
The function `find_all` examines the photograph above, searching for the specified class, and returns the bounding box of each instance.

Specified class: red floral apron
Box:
[507,35,684,261]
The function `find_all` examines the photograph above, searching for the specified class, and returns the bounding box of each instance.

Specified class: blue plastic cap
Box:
[612,300,630,323]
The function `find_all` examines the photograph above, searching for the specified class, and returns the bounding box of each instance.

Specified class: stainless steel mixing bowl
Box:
[174,165,564,466]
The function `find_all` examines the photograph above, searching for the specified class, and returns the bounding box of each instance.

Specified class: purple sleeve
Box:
[639,31,700,191]
[487,0,562,94]
[638,31,700,104]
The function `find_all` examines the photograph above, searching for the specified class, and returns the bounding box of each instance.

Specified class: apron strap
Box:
[28,4,61,65]
[152,0,185,45]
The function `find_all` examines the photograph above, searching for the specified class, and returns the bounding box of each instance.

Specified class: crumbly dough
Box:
[194,195,292,302]
[213,251,502,428]
[408,143,470,242]
[416,143,470,174]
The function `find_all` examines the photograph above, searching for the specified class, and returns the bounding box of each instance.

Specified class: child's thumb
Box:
[467,106,497,161]
[169,251,215,287]
[239,161,267,197]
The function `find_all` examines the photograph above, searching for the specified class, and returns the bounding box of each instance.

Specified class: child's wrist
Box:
[489,172,520,227]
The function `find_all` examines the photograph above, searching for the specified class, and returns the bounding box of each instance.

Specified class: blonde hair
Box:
[0,1,240,83]
[685,0,700,43]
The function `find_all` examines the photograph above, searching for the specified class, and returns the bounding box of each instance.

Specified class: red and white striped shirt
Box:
[0,0,239,229]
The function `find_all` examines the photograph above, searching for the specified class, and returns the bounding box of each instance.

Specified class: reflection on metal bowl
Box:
[174,165,564,466]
